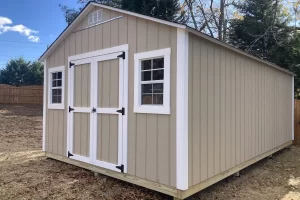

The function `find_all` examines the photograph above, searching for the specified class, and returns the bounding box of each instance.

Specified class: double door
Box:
[67,51,127,173]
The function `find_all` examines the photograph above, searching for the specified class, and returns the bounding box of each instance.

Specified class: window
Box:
[48,66,65,109]
[134,48,171,114]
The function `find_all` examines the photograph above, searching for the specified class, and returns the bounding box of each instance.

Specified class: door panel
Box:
[74,64,91,107]
[73,113,90,157]
[98,60,119,108]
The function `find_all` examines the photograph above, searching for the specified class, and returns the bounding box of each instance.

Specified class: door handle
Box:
[92,107,96,113]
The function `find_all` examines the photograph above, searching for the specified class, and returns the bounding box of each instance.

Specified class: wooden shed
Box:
[39,2,294,199]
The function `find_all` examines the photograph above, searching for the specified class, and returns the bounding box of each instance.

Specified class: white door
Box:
[67,51,128,173]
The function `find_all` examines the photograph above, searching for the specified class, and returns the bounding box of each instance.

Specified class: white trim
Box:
[292,76,295,140]
[73,107,92,113]
[133,48,171,115]
[77,15,123,33]
[48,66,65,110]
[176,28,189,190]
[123,50,129,173]
[68,44,128,62]
[93,160,122,172]
[42,59,47,152]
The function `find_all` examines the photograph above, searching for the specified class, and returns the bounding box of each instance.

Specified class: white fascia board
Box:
[176,28,189,190]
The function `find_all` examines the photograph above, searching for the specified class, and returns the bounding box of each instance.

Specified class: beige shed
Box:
[39,2,294,199]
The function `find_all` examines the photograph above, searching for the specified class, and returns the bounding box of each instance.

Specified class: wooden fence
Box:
[0,84,43,104]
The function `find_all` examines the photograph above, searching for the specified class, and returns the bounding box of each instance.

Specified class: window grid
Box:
[51,72,62,104]
[140,58,164,105]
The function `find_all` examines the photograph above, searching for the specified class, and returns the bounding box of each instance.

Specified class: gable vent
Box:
[88,10,103,25]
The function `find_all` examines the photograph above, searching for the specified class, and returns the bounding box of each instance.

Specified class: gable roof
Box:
[39,1,294,76]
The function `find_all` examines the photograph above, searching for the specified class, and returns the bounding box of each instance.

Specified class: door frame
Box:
[67,44,129,173]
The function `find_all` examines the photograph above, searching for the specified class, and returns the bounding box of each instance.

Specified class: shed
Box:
[39,2,294,199]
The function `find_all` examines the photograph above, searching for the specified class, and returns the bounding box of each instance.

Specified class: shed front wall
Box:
[45,6,177,187]
[188,33,293,187]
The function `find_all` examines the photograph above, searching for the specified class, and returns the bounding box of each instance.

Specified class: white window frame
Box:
[48,66,65,110]
[134,48,171,115]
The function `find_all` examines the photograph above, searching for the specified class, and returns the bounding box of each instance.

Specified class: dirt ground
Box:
[0,105,300,200]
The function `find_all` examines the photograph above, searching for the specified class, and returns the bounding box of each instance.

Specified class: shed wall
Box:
[188,33,293,187]
[45,6,177,187]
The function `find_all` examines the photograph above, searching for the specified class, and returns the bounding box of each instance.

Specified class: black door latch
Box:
[92,107,96,113]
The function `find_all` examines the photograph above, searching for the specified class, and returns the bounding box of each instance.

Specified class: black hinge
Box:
[117,52,125,60]
[116,164,124,173]
[68,151,74,158]
[69,62,75,68]
[116,107,125,115]
[69,106,75,113]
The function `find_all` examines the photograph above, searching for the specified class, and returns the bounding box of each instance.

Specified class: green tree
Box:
[0,58,43,86]
[228,0,292,68]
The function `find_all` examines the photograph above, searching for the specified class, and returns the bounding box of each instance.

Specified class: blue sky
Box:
[0,0,81,68]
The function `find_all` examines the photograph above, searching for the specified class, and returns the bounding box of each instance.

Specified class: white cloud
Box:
[0,16,40,43]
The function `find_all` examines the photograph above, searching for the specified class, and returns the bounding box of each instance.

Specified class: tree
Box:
[228,0,292,66]
[60,0,185,25]
[0,58,43,86]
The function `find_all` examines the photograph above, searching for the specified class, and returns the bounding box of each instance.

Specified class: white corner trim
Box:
[68,44,129,62]
[176,28,189,190]
[42,59,47,152]
[48,66,65,110]
[133,48,171,115]
[292,76,295,140]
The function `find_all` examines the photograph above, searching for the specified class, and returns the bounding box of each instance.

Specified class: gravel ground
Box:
[0,104,299,200]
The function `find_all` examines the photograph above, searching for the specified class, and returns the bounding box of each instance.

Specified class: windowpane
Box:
[52,80,57,87]
[142,71,151,81]
[52,95,58,103]
[57,95,62,103]
[57,80,62,87]
[52,89,58,95]
[142,84,152,93]
[52,73,57,80]
[153,69,164,80]
[153,83,163,93]
[58,72,62,79]
[153,94,163,105]
[142,60,151,70]
[153,58,164,69]
[142,94,152,105]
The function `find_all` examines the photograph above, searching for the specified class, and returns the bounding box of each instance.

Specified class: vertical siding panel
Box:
[103,10,111,49]
[220,49,226,171]
[127,16,137,175]
[200,41,208,181]
[48,110,54,153]
[88,26,96,52]
[81,29,89,53]
[110,11,119,47]
[58,42,65,156]
[135,17,147,179]
[240,58,245,163]
[192,38,201,185]
[169,28,177,187]
[45,59,49,152]
[207,45,214,178]
[95,20,103,50]
[235,56,241,165]
[244,61,249,160]
[64,37,69,156]
[158,23,171,186]
[157,117,170,185]
[118,14,128,45]
[230,53,236,167]
[75,31,82,55]
[146,115,157,182]
[147,21,159,51]
[225,51,231,170]
[214,46,221,174]
[145,20,159,183]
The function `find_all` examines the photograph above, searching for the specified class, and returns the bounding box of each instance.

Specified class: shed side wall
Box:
[45,6,177,187]
[188,33,293,187]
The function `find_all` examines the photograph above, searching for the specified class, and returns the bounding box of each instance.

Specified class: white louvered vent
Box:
[88,10,103,25]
